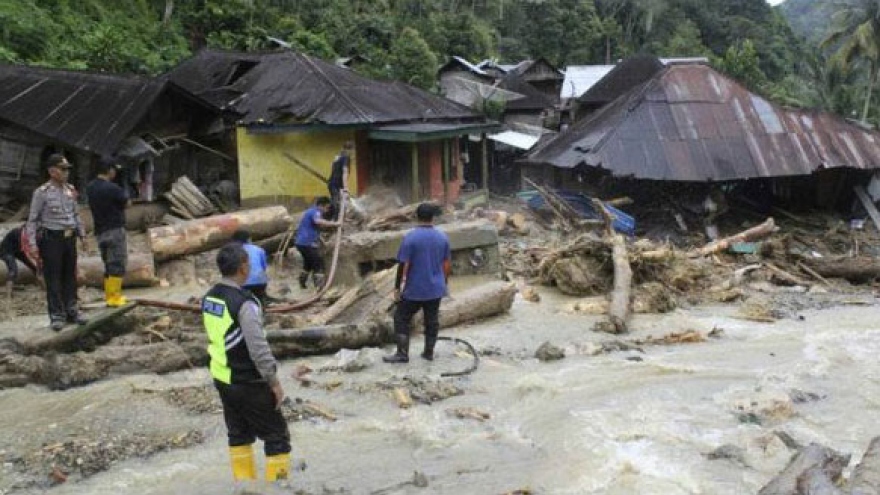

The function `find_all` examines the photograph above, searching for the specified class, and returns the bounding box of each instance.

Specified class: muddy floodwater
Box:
[2,285,880,494]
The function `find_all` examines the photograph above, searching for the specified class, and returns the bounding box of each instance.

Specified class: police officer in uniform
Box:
[202,242,291,483]
[26,154,88,331]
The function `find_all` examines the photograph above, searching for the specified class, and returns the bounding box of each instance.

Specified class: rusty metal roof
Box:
[0,64,167,155]
[526,63,880,181]
[171,49,482,126]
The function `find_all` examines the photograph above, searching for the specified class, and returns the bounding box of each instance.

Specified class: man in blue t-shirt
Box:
[383,203,451,364]
[231,229,273,305]
[294,197,340,290]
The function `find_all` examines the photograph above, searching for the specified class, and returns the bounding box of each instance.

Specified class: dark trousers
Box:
[1,250,36,284]
[214,380,291,455]
[96,227,127,277]
[296,245,324,273]
[328,184,342,220]
[394,298,441,340]
[38,230,78,322]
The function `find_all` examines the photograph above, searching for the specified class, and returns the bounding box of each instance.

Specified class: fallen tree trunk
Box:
[594,234,632,334]
[22,303,138,355]
[690,217,776,258]
[802,257,880,284]
[148,206,292,261]
[758,443,850,495]
[412,281,518,331]
[1,281,517,389]
[77,253,158,288]
[850,437,880,495]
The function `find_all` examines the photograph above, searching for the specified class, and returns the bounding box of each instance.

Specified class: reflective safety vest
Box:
[201,284,262,384]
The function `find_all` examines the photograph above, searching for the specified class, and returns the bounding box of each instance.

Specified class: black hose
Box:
[437,336,479,377]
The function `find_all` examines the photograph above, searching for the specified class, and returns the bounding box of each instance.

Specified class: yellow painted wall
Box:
[237,127,357,206]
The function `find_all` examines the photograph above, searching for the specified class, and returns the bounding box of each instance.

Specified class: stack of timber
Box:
[164,176,216,220]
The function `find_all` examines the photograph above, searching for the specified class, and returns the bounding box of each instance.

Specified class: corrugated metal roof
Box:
[172,50,481,126]
[0,64,166,155]
[526,64,880,181]
[560,65,615,100]
[496,74,555,111]
[438,56,491,78]
[488,130,540,150]
[578,55,666,106]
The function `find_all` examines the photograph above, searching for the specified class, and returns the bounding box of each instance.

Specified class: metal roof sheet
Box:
[526,64,880,181]
[560,65,615,100]
[488,130,540,150]
[0,64,166,155]
[171,50,481,126]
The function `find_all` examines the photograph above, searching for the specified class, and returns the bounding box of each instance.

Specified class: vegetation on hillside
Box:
[0,0,877,125]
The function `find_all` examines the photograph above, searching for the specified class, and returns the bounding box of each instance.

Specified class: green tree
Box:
[822,0,880,123]
[388,27,437,89]
[713,39,768,91]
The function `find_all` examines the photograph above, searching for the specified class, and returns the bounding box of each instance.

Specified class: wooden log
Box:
[77,253,158,288]
[413,281,517,330]
[594,234,632,334]
[802,257,880,284]
[310,284,363,326]
[854,185,880,233]
[148,206,292,262]
[850,437,880,495]
[764,263,811,287]
[796,262,832,288]
[690,218,777,258]
[758,443,850,495]
[22,303,138,354]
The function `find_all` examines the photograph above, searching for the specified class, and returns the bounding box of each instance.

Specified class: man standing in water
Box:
[202,243,291,483]
[26,154,88,331]
[327,141,352,220]
[384,203,451,363]
[86,156,130,307]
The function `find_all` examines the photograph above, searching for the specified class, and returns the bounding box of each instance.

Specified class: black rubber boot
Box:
[312,272,326,290]
[383,334,410,363]
[421,335,437,361]
[298,272,308,289]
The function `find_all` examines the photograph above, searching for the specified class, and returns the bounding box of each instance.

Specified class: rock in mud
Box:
[535,341,565,362]
[707,444,747,465]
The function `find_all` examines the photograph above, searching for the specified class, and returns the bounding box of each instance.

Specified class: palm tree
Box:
[821,0,880,123]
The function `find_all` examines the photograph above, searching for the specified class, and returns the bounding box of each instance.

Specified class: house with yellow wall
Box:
[170,49,497,210]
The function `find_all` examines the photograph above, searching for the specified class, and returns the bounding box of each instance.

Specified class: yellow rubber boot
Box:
[228,445,257,481]
[108,276,127,307]
[103,278,113,306]
[265,452,291,481]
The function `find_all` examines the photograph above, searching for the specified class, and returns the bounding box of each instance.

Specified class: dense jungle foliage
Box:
[0,0,877,125]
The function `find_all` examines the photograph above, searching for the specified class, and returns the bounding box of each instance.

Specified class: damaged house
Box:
[170,49,497,209]
[0,63,226,214]
[522,56,880,220]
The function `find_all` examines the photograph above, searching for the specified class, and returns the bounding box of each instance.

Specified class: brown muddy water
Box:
[2,284,880,494]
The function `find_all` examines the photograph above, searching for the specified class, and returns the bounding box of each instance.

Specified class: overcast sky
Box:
[767,0,785,5]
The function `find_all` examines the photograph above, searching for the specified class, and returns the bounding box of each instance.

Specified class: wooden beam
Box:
[411,142,419,202]
[481,133,489,191]
[442,140,450,205]
[854,185,880,233]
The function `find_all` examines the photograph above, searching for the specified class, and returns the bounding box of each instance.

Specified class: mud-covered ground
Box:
[1,279,879,494]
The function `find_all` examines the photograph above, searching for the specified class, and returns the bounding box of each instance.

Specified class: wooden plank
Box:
[854,185,880,233]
